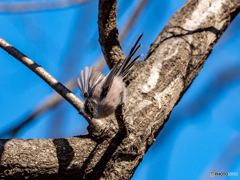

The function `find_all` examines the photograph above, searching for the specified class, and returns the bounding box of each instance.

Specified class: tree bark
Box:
[0,0,239,179]
[98,0,125,69]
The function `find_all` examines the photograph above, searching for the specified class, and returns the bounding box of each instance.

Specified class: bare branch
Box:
[0,37,106,134]
[97,0,240,178]
[0,136,98,179]
[0,38,83,112]
[0,0,91,13]
[98,0,125,69]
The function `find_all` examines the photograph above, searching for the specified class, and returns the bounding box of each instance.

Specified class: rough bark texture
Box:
[98,0,125,69]
[0,0,239,179]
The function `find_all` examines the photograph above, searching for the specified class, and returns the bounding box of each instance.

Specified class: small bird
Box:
[77,34,143,119]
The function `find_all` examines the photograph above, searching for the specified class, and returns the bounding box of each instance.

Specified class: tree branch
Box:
[0,38,83,112]
[98,0,125,69]
[0,0,91,13]
[0,38,106,135]
[0,135,98,179]
[0,0,239,179]
[97,0,240,179]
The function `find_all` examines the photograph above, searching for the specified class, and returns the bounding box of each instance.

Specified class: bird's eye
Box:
[89,107,93,112]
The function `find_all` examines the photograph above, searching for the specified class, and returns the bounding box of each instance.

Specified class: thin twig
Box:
[0,37,106,134]
[0,0,91,13]
[0,37,83,112]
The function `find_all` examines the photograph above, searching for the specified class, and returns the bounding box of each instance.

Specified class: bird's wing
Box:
[77,66,105,99]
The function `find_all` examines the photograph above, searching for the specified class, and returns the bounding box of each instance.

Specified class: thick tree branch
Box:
[98,0,240,179]
[0,135,98,179]
[98,0,125,69]
[0,0,239,179]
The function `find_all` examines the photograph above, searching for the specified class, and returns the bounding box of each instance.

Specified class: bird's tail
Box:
[117,33,143,78]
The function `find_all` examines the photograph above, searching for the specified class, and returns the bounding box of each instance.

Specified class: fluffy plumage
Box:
[77,34,143,119]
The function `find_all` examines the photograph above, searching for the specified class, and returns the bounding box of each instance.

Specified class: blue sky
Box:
[0,0,240,179]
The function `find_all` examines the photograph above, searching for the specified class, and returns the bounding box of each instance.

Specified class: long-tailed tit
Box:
[77,34,143,119]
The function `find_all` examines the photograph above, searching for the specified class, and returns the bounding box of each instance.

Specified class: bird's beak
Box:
[90,115,93,120]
